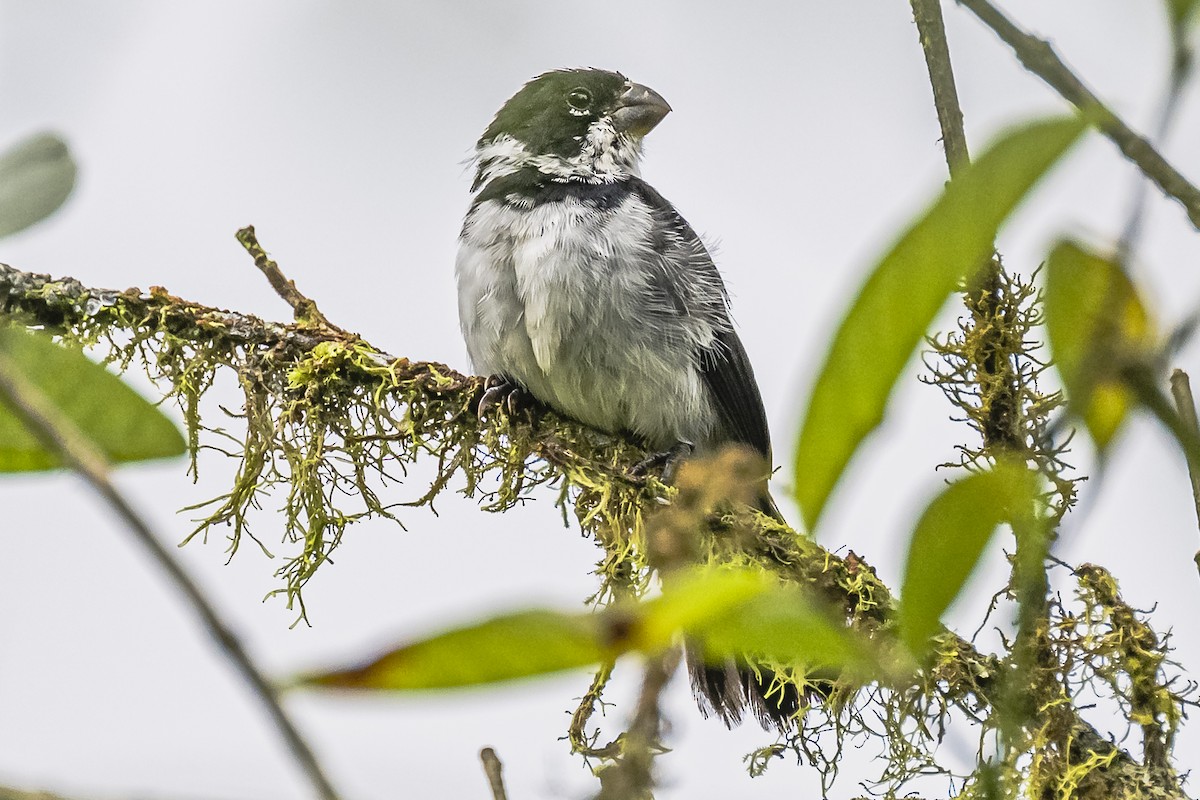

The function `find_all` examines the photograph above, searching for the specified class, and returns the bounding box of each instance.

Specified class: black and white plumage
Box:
[455,68,796,729]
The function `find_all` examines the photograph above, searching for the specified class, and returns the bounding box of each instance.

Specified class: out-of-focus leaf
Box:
[300,572,774,692]
[633,567,774,651]
[1166,0,1200,31]
[299,567,888,693]
[639,568,886,676]
[697,586,884,677]
[898,463,1039,656]
[300,610,606,690]
[0,328,186,471]
[1044,241,1156,450]
[0,132,77,238]
[794,117,1084,532]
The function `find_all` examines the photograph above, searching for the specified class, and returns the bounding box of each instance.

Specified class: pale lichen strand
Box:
[0,265,660,618]
[925,264,1078,517]
[921,259,1190,800]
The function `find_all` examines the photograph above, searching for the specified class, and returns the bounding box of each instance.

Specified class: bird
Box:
[455,68,798,729]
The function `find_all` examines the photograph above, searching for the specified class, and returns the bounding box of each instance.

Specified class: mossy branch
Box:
[1,259,1190,796]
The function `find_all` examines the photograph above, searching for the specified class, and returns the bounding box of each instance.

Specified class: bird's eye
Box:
[566,87,592,113]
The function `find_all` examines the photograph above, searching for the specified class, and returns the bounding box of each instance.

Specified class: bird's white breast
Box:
[456,192,718,448]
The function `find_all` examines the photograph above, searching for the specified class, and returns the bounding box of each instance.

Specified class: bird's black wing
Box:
[628,178,772,460]
[629,179,796,731]
[698,326,772,459]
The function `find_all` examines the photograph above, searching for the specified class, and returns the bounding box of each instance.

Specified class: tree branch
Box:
[955,0,1200,232]
[593,648,680,800]
[0,340,342,800]
[479,748,510,800]
[235,225,347,334]
[0,261,1188,798]
[1169,369,1200,574]
[910,0,971,176]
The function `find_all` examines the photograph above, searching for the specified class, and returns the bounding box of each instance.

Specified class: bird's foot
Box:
[475,375,536,422]
[631,440,694,484]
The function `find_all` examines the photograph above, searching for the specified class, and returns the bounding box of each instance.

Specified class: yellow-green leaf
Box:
[298,610,606,690]
[794,116,1084,531]
[648,568,884,678]
[898,463,1039,655]
[1044,240,1155,450]
[698,586,881,676]
[0,132,77,238]
[297,568,882,693]
[1166,0,1200,31]
[635,567,774,651]
[0,328,186,471]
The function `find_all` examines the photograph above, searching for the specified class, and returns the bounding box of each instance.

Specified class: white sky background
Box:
[2,2,1199,798]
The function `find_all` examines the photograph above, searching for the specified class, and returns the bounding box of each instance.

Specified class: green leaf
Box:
[793,116,1085,531]
[298,610,606,690]
[0,329,186,471]
[1044,241,1155,450]
[1166,0,1200,31]
[698,587,881,676]
[646,569,885,678]
[634,567,774,650]
[898,463,1039,655]
[297,567,888,693]
[0,132,77,238]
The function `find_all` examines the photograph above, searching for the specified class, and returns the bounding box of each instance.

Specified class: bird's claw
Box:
[631,440,694,484]
[476,375,536,422]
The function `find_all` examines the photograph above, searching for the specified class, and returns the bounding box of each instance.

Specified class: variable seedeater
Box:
[456,68,795,729]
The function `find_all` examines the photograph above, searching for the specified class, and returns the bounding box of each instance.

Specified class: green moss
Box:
[0,263,1189,798]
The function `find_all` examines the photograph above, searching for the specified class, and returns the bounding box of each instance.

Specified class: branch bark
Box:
[956,0,1200,232]
[479,748,510,800]
[910,0,971,176]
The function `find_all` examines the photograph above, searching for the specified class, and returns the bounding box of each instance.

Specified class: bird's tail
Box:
[687,644,803,730]
[663,447,807,730]
[689,484,806,731]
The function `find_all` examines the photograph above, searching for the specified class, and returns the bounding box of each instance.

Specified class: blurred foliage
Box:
[793,117,1083,531]
[0,327,184,471]
[897,462,1039,656]
[0,132,76,239]
[1044,241,1157,451]
[300,561,892,692]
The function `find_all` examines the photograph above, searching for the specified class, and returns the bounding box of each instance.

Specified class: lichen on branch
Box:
[0,262,1190,798]
[0,262,661,617]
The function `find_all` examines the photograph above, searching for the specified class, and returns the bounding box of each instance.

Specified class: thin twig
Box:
[0,348,342,800]
[569,660,619,757]
[236,225,347,334]
[1169,369,1200,574]
[1117,22,1194,258]
[911,0,1025,452]
[479,747,510,800]
[594,647,681,800]
[910,0,971,176]
[955,0,1200,232]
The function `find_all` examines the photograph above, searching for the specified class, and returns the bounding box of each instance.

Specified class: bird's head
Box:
[472,68,671,190]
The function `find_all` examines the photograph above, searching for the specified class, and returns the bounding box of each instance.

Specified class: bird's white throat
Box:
[473,119,644,188]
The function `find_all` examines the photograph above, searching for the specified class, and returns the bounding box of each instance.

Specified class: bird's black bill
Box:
[611,82,672,137]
